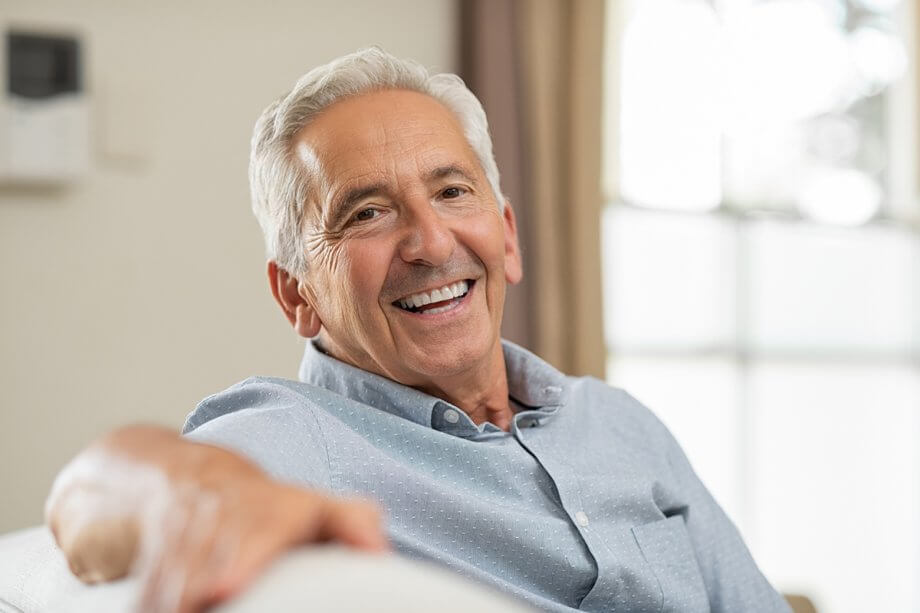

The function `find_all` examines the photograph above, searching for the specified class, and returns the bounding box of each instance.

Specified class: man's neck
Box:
[414,341,514,431]
[316,336,515,432]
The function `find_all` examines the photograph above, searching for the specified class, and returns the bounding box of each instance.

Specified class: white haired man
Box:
[47,49,791,613]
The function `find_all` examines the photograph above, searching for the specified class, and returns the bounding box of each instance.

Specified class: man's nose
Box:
[398,199,456,266]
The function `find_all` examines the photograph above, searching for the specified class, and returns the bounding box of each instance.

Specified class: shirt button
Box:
[443,409,460,424]
[575,511,590,527]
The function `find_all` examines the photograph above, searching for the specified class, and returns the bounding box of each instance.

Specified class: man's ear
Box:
[502,201,523,285]
[267,261,322,338]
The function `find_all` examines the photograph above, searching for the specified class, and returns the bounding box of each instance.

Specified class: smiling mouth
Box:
[393,280,473,314]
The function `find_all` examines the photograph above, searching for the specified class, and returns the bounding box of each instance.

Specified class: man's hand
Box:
[46,425,387,613]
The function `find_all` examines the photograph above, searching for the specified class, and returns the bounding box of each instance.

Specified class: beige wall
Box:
[0,0,457,533]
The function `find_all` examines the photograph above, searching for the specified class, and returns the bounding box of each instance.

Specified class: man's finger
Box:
[319,499,389,551]
[138,490,219,613]
[202,496,388,607]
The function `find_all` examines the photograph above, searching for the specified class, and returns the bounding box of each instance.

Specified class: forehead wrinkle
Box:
[384,129,483,194]
[393,120,487,192]
[337,136,441,202]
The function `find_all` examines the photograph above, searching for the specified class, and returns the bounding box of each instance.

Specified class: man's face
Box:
[292,89,522,388]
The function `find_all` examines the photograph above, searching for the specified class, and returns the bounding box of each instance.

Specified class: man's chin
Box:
[394,338,495,381]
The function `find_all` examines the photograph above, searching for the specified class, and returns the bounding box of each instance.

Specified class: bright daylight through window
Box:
[602,1,920,612]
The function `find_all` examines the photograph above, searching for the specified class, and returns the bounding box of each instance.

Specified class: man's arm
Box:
[46,425,387,613]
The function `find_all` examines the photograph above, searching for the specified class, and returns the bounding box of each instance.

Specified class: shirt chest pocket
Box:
[631,516,711,613]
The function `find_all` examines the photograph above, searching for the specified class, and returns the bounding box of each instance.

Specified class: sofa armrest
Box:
[0,527,532,612]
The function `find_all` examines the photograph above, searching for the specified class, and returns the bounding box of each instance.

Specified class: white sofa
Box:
[0,527,533,612]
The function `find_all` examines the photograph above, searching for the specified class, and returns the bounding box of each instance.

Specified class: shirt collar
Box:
[298,339,567,436]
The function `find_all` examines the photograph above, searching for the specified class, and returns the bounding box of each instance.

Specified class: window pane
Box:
[749,361,920,613]
[602,207,736,350]
[611,0,908,220]
[718,0,890,220]
[607,356,742,523]
[616,0,722,210]
[745,220,920,354]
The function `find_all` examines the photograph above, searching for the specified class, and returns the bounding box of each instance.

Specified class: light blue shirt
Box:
[183,341,789,612]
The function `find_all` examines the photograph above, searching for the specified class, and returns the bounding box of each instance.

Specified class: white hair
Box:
[249,47,504,277]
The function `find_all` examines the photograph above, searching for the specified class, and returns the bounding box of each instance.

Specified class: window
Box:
[602,1,920,611]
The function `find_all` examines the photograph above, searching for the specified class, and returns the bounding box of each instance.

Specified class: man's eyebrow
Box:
[425,165,477,183]
[328,183,387,227]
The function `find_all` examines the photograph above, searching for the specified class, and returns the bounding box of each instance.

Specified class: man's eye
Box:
[442,187,464,199]
[353,208,379,222]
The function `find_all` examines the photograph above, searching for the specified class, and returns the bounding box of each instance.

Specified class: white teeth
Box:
[425,303,454,315]
[397,280,470,310]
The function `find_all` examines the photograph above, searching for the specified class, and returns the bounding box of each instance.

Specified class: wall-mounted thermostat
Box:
[0,29,89,185]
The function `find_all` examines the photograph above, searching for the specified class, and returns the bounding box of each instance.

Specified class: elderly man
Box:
[47,48,790,613]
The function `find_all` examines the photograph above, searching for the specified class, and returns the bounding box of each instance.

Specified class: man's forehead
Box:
[293,89,480,194]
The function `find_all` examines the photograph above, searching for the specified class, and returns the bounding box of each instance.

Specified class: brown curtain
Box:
[461,0,606,378]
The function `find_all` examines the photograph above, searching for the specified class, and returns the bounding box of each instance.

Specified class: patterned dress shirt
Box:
[183,340,790,612]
